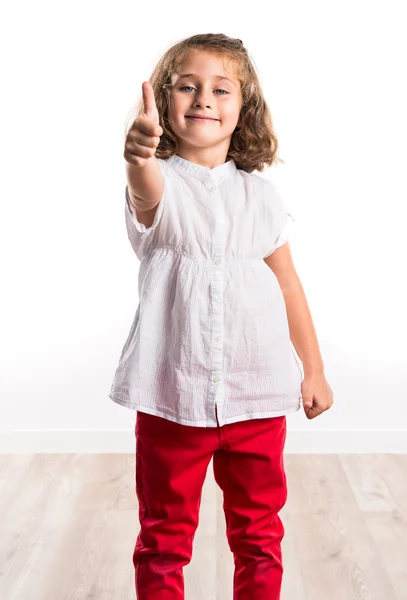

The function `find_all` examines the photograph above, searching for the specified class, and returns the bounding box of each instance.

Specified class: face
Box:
[166,49,243,165]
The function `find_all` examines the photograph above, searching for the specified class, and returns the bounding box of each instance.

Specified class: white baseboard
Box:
[0,429,406,453]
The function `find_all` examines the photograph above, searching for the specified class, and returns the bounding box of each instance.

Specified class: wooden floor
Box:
[0,453,406,599]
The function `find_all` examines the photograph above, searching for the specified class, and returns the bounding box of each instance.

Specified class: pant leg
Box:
[134,411,216,600]
[212,415,288,600]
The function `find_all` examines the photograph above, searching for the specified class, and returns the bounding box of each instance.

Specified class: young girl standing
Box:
[109,33,334,600]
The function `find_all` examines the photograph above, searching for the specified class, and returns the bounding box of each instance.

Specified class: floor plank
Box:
[0,454,404,599]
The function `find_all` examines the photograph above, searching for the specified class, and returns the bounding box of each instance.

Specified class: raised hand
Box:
[124,81,163,167]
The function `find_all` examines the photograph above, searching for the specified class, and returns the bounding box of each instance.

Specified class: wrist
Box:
[303,364,325,376]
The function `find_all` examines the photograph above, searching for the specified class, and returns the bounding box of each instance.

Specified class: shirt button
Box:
[215,336,221,342]
[209,186,217,193]
[214,295,221,302]
[214,258,221,265]
[213,375,220,383]
[217,219,224,224]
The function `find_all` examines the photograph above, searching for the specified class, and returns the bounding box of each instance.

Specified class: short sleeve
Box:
[124,158,168,261]
[262,181,296,259]
[274,212,296,250]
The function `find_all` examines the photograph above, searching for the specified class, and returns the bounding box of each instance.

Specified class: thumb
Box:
[302,396,313,409]
[142,81,159,125]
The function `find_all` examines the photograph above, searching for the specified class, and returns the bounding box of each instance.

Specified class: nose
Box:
[192,87,212,108]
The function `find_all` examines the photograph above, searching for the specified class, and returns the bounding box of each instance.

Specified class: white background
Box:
[1,0,406,452]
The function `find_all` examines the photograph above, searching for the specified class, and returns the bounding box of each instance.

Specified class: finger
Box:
[130,115,162,138]
[128,125,161,148]
[142,81,159,125]
[308,405,322,419]
[305,408,316,420]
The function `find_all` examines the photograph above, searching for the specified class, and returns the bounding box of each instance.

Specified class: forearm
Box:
[281,278,324,375]
[126,157,164,209]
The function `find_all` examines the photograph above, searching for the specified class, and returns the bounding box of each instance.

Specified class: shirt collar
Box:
[166,154,237,184]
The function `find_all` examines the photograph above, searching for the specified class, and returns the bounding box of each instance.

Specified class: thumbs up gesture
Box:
[124,81,164,167]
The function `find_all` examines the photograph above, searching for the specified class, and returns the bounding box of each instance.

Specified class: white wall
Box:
[1,0,406,452]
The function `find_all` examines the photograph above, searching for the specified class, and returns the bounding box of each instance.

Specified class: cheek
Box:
[221,109,240,126]
[167,105,182,127]
[169,101,186,122]
[222,100,241,119]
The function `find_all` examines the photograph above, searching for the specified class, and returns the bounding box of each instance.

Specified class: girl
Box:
[109,33,334,600]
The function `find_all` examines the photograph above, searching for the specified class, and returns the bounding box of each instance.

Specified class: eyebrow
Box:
[177,73,237,87]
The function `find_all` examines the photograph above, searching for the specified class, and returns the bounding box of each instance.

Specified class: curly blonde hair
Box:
[124,33,284,173]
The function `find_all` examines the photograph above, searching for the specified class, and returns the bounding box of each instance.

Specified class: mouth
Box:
[185,116,219,122]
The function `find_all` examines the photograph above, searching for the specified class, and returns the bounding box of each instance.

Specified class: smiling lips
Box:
[186,115,219,122]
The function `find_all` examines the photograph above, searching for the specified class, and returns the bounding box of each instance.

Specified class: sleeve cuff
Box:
[275,212,296,250]
[125,185,165,237]
[263,212,296,258]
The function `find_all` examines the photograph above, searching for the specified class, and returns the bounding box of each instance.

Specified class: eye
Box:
[179,86,229,95]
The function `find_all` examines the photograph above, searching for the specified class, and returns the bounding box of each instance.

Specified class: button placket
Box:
[206,176,225,425]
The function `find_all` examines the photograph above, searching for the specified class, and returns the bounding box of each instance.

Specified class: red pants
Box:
[134,407,288,599]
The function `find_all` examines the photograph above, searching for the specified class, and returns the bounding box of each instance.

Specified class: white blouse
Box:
[108,154,303,427]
